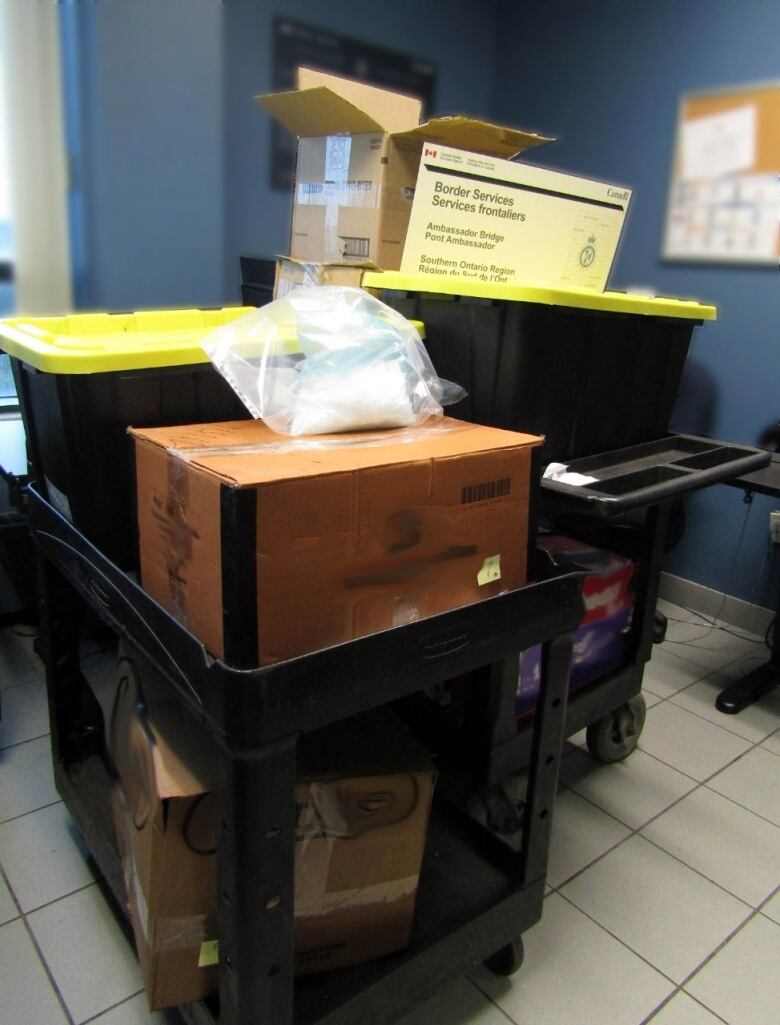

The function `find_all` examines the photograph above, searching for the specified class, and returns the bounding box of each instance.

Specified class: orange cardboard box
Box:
[131,417,541,667]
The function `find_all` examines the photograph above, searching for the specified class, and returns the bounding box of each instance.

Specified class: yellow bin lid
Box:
[0,307,427,374]
[0,308,255,374]
[362,271,717,321]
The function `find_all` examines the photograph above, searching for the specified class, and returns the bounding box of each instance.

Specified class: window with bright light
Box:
[0,20,16,401]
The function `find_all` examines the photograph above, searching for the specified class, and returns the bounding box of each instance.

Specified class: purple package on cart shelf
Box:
[516,536,635,718]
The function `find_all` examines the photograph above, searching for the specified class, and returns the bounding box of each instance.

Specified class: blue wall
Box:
[67,0,499,311]
[493,0,780,608]
[221,0,501,301]
[64,0,226,311]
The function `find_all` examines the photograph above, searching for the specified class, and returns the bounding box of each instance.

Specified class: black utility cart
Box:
[29,485,584,1025]
[368,272,770,764]
[538,431,769,760]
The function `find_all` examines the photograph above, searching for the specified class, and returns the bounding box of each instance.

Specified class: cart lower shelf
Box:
[57,753,544,1025]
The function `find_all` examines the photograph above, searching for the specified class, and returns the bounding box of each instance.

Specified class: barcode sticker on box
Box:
[342,236,370,259]
[461,478,511,504]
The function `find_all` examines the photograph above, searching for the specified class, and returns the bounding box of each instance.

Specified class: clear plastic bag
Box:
[202,286,465,436]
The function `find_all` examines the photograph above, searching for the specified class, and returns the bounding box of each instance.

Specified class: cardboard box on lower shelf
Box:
[130,417,542,666]
[109,648,436,1010]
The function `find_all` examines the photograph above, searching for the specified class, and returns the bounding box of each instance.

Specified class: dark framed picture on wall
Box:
[270,17,437,190]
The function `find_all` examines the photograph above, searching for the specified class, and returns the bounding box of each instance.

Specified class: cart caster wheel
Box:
[483,937,524,976]
[652,610,668,644]
[586,695,646,763]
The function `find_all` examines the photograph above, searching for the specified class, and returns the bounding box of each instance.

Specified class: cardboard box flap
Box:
[255,87,385,137]
[114,645,217,801]
[393,116,554,158]
[296,66,422,132]
[256,67,422,137]
[130,419,543,488]
[150,712,214,800]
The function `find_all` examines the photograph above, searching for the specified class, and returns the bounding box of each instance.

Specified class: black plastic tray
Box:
[541,433,770,516]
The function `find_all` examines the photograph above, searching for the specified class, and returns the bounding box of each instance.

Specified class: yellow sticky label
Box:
[198,939,219,968]
[477,554,501,586]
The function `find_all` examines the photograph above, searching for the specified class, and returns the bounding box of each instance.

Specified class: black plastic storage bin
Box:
[363,271,771,771]
[0,308,254,569]
[239,256,276,307]
[364,272,715,465]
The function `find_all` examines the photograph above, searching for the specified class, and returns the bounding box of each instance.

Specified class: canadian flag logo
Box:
[424,147,437,158]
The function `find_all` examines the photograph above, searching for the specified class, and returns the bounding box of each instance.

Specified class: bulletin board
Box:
[662,81,780,265]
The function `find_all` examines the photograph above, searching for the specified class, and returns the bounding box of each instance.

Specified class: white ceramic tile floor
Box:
[0,677,51,748]
[645,990,726,1025]
[0,733,59,822]
[642,645,709,699]
[544,787,631,887]
[685,914,780,1025]
[0,868,19,925]
[0,919,68,1024]
[0,608,777,1025]
[28,883,148,1023]
[760,728,780,756]
[473,894,673,1025]
[706,746,780,827]
[640,786,780,907]
[87,993,171,1025]
[559,833,751,983]
[760,889,780,925]
[669,672,780,744]
[559,745,697,830]
[0,802,100,912]
[637,701,753,781]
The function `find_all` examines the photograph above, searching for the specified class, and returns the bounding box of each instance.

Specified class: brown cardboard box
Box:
[255,67,552,269]
[290,710,437,975]
[109,649,220,1010]
[273,254,378,300]
[131,417,542,667]
[110,648,436,1009]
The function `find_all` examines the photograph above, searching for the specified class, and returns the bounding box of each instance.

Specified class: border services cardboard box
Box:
[255,67,551,270]
[400,143,631,291]
[131,417,542,667]
[110,646,436,1009]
